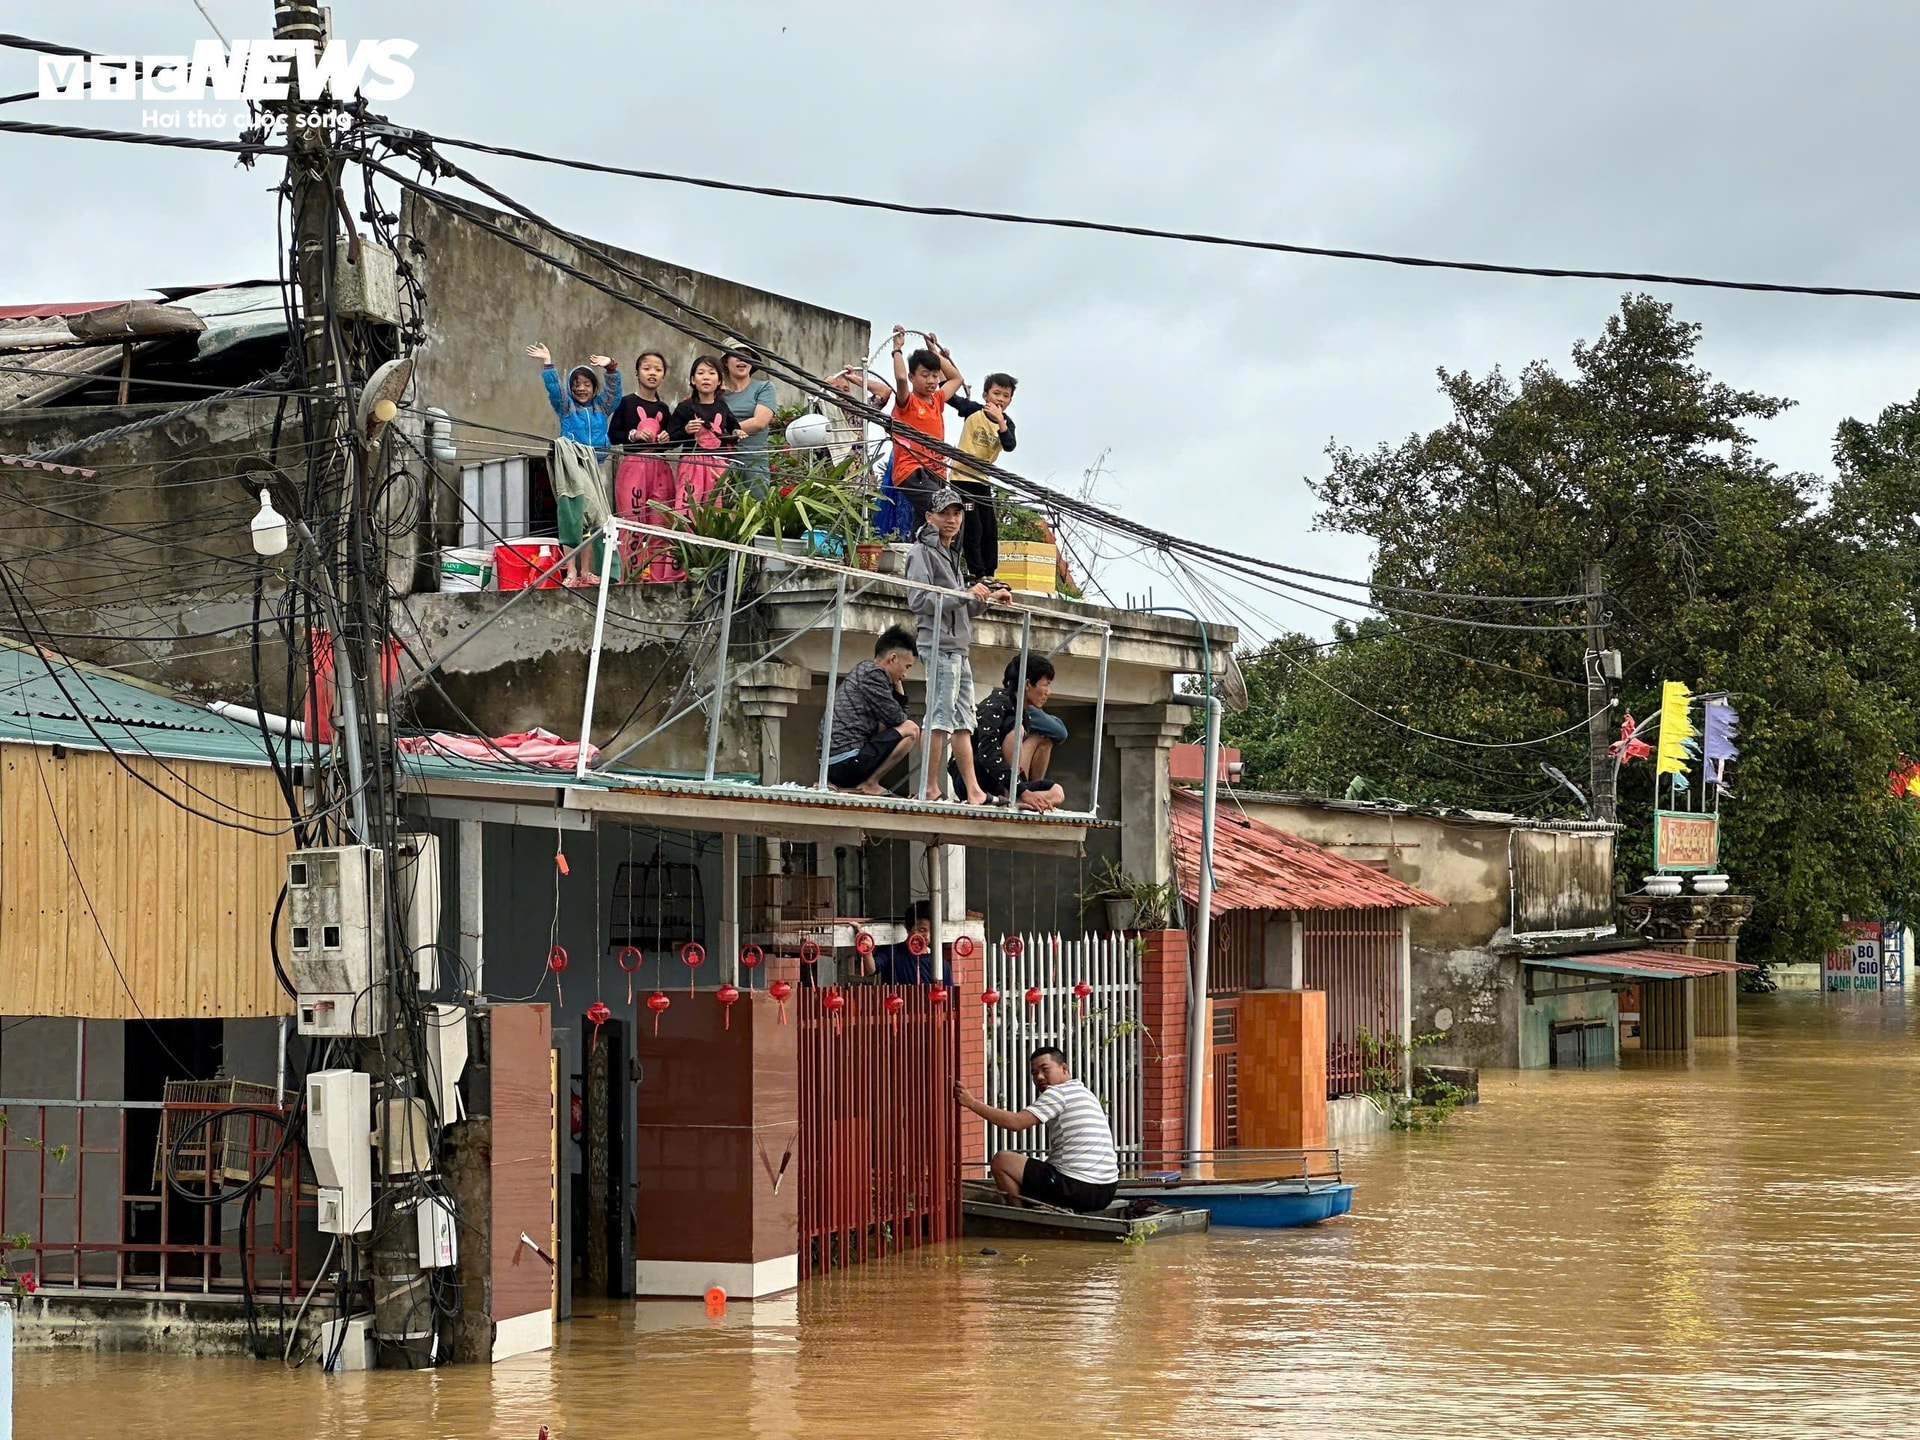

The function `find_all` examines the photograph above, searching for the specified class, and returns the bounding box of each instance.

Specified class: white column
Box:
[458,818,484,994]
[1399,908,1413,1093]
[721,833,741,984]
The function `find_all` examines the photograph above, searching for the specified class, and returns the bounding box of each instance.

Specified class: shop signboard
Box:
[1654,811,1720,872]
[1824,921,1883,992]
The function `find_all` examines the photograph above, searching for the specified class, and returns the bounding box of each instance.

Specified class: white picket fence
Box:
[981,931,1143,1164]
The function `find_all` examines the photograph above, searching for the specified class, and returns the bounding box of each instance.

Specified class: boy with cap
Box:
[904,486,1011,804]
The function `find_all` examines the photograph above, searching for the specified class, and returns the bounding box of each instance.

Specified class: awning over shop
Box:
[1525,949,1753,980]
[1170,787,1444,915]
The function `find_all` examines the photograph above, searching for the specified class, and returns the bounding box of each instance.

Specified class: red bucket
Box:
[494,540,563,591]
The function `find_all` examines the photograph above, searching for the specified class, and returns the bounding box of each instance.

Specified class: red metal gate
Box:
[1303,907,1404,1097]
[797,986,960,1277]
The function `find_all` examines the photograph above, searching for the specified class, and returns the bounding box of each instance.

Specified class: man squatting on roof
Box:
[955,1048,1120,1214]
[824,625,922,795]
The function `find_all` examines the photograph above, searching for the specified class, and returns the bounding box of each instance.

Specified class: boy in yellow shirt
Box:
[947,371,1017,584]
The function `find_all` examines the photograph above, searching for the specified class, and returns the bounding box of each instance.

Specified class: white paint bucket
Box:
[441,547,491,592]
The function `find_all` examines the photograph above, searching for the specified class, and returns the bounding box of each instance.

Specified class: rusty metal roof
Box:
[0,455,97,478]
[1171,788,1445,915]
[1526,949,1751,979]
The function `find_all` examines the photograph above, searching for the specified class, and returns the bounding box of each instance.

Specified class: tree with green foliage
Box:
[1219,294,1920,966]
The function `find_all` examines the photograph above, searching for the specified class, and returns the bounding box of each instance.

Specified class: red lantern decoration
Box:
[717,982,741,1029]
[1024,985,1043,1007]
[799,938,821,965]
[645,989,671,1035]
[1073,978,1092,1016]
[547,944,568,1005]
[953,934,977,960]
[981,987,1001,1009]
[1002,935,1024,959]
[822,985,846,1014]
[907,930,929,956]
[680,941,705,996]
[883,992,905,1033]
[928,985,948,1006]
[616,945,642,1005]
[554,851,570,876]
[585,999,611,1049]
[854,930,876,956]
[769,978,793,1024]
[739,945,763,989]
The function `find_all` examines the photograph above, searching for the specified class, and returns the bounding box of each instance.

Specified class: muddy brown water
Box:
[22,993,1920,1438]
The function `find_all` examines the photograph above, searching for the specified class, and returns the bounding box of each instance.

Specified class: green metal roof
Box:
[0,643,279,766]
[0,644,630,792]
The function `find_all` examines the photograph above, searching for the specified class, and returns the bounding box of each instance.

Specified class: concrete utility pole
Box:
[1584,560,1617,823]
[275,0,434,1367]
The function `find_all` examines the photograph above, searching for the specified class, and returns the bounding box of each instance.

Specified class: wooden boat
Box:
[960,1181,1211,1243]
[1111,1148,1355,1230]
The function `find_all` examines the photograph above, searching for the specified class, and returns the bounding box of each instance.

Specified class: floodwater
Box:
[23,993,1920,1439]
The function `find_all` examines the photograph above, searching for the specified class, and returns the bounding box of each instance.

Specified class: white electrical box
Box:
[333,241,400,325]
[394,832,441,990]
[307,1069,372,1236]
[288,845,389,1037]
[415,1195,457,1269]
[319,1314,375,1372]
[426,1002,469,1123]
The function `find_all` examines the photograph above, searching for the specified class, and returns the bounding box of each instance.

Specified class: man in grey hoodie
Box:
[905,487,1011,803]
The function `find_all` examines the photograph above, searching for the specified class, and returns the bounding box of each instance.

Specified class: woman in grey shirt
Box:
[720,345,777,493]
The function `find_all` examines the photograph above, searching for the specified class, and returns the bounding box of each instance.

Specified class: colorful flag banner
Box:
[1655,680,1696,777]
[1702,698,1740,782]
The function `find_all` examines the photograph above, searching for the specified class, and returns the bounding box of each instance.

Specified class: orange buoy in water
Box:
[705,1285,726,1316]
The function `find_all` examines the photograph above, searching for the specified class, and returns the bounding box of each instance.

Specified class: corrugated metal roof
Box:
[1526,949,1752,979]
[0,455,98,478]
[1171,788,1445,915]
[0,643,279,764]
[1230,787,1617,832]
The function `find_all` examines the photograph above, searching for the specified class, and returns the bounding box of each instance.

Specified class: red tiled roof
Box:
[1527,949,1752,979]
[1170,788,1445,915]
[0,455,97,478]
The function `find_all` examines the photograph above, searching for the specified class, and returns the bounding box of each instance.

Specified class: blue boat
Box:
[1112,1177,1354,1228]
[1111,1148,1355,1229]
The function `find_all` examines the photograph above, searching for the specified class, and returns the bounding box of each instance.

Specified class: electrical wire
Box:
[419,129,1920,305]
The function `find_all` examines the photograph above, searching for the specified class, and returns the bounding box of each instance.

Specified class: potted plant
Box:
[1076,859,1177,932]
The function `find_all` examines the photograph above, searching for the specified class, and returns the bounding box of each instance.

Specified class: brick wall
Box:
[951,944,986,1164]
[1139,929,1189,1163]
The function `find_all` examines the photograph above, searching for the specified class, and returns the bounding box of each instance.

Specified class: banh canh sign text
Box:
[1825,920,1882,993]
[1653,811,1719,872]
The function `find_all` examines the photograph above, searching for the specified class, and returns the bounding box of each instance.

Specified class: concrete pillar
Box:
[1107,704,1190,888]
[1640,977,1694,1052]
[739,662,808,871]
[738,661,809,787]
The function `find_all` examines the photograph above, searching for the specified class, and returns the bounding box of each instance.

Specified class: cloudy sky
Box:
[8,2,1920,641]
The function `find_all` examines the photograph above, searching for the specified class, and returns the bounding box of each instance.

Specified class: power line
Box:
[422,129,1920,305]
[0,115,286,158]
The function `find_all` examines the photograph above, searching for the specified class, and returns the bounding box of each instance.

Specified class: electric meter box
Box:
[288,845,389,1037]
[307,1069,372,1236]
[394,832,442,991]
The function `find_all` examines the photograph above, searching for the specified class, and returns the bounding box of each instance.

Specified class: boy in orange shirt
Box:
[889,324,965,532]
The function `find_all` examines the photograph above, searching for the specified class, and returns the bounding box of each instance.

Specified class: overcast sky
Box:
[8,2,1920,642]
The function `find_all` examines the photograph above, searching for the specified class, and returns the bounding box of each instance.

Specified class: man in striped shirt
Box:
[955,1048,1120,1213]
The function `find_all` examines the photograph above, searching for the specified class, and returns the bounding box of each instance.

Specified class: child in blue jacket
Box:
[527,341,621,582]
[527,341,621,449]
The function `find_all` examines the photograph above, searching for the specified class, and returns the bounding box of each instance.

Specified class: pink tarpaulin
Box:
[396,726,599,770]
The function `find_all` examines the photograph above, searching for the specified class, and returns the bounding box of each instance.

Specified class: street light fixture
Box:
[250,488,289,558]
